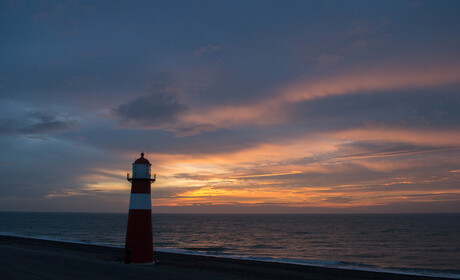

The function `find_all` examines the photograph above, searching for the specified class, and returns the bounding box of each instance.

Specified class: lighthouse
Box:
[124,152,156,264]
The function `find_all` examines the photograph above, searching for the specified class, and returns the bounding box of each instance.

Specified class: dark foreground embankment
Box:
[0,235,451,280]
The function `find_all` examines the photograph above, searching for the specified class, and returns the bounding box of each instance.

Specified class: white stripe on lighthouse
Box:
[129,194,152,210]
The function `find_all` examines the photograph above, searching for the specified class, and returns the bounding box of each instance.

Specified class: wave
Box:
[168,250,460,279]
[1,232,458,279]
[0,231,123,248]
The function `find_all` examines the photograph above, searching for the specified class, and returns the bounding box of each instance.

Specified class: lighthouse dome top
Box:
[133,152,150,164]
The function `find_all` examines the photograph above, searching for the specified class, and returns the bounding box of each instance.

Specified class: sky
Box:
[1,0,460,213]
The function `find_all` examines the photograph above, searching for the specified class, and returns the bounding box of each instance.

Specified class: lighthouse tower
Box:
[124,152,156,264]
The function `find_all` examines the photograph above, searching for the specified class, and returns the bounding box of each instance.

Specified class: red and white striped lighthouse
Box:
[124,152,156,264]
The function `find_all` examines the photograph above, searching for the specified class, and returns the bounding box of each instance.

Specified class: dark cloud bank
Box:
[0,111,79,136]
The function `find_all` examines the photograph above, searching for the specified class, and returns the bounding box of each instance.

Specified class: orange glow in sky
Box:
[1,1,459,213]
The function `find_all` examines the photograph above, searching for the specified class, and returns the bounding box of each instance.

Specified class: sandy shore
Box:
[0,235,450,280]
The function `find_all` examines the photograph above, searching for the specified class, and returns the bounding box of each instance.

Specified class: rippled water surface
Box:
[0,212,459,276]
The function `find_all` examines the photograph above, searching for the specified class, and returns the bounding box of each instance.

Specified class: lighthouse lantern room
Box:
[132,155,151,178]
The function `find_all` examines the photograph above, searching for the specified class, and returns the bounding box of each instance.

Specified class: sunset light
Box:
[0,0,459,214]
[1,1,459,278]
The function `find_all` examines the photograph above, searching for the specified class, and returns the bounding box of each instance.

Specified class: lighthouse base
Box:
[124,209,154,264]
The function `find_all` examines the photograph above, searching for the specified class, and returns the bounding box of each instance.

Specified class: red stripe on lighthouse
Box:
[124,209,153,263]
[131,180,151,194]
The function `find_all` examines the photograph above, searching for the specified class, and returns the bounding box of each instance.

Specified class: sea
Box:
[0,212,459,279]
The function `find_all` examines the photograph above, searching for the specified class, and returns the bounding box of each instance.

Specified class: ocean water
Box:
[0,212,459,278]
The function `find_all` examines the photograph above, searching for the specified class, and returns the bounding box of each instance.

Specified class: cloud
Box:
[137,121,460,209]
[0,111,79,136]
[113,73,218,136]
[316,54,343,66]
[348,23,372,35]
[115,92,188,128]
[346,39,371,50]
[289,88,460,130]
[2,1,460,213]
[114,91,219,136]
[326,126,460,147]
[0,134,121,201]
[31,3,65,21]
[194,44,220,57]
[283,62,460,103]
[179,61,460,130]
